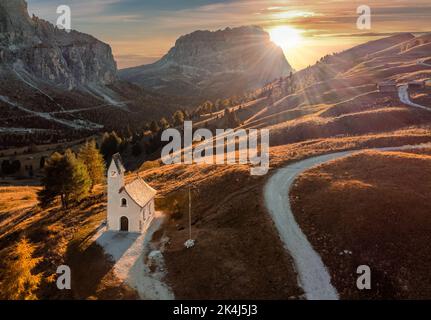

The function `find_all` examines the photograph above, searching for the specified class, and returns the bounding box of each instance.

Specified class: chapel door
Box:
[120,216,129,232]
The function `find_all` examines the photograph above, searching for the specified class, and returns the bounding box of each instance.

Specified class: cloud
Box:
[27,0,431,37]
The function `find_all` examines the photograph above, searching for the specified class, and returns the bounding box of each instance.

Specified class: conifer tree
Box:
[78,140,106,191]
[100,131,122,161]
[172,110,185,127]
[38,150,91,208]
[159,117,170,130]
[150,120,160,133]
[0,238,42,300]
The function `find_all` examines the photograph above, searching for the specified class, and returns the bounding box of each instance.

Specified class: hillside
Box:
[2,127,431,299]
[233,33,431,148]
[292,33,417,87]
[0,71,188,148]
[290,149,431,299]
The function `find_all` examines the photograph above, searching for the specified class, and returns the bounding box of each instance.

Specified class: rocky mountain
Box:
[119,26,293,99]
[0,0,188,146]
[0,0,116,88]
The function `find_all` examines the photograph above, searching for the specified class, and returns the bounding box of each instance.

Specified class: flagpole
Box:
[189,187,192,240]
[184,186,195,248]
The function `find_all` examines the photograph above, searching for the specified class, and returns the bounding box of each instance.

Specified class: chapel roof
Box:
[122,177,157,208]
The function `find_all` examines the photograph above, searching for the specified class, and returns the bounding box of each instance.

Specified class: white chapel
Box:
[107,153,157,233]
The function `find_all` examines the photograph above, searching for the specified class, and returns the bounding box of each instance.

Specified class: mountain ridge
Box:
[119,26,293,99]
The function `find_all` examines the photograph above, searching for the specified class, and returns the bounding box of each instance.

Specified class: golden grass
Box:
[269,127,431,168]
[141,164,303,299]
[291,149,431,299]
[410,88,431,106]
[139,159,162,171]
[0,186,40,214]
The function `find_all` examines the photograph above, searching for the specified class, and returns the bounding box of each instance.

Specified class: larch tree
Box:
[0,238,42,300]
[159,117,170,130]
[78,140,106,191]
[38,150,91,208]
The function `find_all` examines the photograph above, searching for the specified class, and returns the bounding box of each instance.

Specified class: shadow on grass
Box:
[64,227,140,299]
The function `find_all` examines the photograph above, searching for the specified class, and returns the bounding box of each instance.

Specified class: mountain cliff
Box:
[0,0,116,88]
[119,26,293,99]
[0,0,188,144]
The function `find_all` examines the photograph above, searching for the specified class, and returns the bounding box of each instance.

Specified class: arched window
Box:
[121,198,127,207]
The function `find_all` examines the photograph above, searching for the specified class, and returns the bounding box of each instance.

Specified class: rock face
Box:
[0,0,117,88]
[120,26,293,99]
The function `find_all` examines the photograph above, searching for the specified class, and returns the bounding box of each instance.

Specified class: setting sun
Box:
[269,26,303,49]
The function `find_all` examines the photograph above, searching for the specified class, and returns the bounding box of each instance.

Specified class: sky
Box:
[26,0,431,70]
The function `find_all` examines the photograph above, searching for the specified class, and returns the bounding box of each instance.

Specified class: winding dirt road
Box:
[263,74,431,300]
[398,84,431,112]
[264,152,349,300]
[264,143,431,300]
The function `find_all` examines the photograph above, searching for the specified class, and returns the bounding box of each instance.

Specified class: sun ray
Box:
[269,26,303,49]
